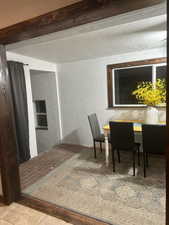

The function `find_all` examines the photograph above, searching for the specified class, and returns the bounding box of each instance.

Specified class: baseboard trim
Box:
[19,193,113,225]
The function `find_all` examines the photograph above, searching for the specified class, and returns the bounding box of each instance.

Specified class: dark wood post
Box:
[166,1,169,224]
[0,45,21,204]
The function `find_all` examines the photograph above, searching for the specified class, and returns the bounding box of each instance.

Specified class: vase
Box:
[145,106,159,124]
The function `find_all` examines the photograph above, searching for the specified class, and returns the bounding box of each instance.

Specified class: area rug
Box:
[24,148,165,225]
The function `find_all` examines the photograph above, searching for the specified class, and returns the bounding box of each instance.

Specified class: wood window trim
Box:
[107,57,167,109]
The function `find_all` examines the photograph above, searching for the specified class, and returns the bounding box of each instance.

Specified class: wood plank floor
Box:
[0,202,73,225]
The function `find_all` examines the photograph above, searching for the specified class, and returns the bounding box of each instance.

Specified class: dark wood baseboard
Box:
[19,193,112,225]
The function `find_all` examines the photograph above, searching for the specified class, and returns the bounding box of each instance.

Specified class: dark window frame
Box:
[107,58,167,109]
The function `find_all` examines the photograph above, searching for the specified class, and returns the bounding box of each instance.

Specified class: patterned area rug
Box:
[24,148,165,225]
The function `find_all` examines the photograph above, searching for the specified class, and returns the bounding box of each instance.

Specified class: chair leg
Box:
[133,150,136,176]
[100,142,103,152]
[137,147,140,166]
[143,152,146,178]
[93,140,96,158]
[146,152,149,168]
[117,150,120,163]
[112,147,115,172]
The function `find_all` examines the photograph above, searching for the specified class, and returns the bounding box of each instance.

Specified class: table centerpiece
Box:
[132,78,166,124]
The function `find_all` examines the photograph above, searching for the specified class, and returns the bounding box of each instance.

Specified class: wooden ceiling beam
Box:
[0,0,165,45]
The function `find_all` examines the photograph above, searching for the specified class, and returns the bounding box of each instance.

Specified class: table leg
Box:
[105,135,109,167]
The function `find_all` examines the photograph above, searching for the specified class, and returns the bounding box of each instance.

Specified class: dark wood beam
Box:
[0,45,21,204]
[0,0,165,45]
[166,1,169,224]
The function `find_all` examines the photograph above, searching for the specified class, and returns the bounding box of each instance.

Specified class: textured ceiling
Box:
[9,16,166,63]
[0,0,81,29]
[8,4,166,64]
[7,3,166,64]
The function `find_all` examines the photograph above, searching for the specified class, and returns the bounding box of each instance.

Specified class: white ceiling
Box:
[8,3,167,64]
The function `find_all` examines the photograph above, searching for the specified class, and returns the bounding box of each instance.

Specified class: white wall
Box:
[58,48,166,147]
[30,71,61,153]
[7,51,58,158]
[24,66,38,158]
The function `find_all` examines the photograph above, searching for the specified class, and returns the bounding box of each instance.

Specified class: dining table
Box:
[103,119,166,166]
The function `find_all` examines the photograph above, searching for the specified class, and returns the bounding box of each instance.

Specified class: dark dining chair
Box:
[109,121,140,176]
[88,113,109,158]
[142,124,166,177]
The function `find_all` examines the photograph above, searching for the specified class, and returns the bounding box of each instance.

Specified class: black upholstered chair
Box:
[109,121,140,176]
[142,124,166,177]
[88,113,108,158]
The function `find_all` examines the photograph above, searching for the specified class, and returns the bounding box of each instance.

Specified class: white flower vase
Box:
[145,106,159,124]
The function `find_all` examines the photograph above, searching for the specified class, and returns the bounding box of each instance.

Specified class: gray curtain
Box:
[8,61,30,164]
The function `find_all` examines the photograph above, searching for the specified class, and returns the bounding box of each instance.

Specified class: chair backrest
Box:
[142,124,166,155]
[88,114,101,139]
[109,121,135,150]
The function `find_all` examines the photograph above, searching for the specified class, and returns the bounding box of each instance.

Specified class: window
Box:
[107,58,166,108]
[34,100,48,129]
[156,65,166,80]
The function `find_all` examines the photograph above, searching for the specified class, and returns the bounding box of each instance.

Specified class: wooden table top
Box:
[103,120,166,132]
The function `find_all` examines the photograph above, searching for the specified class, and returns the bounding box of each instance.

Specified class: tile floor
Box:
[0,202,73,225]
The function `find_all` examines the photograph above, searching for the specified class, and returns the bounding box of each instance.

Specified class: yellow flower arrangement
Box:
[132,78,166,106]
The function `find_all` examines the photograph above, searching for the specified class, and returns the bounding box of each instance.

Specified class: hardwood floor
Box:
[0,202,73,225]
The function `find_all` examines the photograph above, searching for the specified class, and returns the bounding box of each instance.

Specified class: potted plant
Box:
[132,79,166,124]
